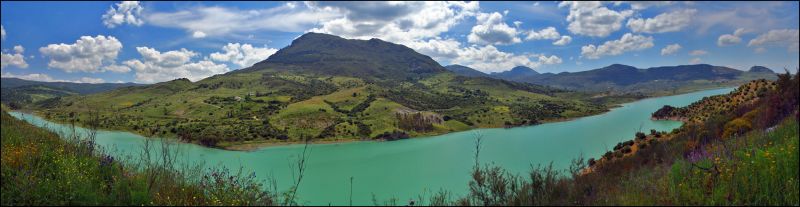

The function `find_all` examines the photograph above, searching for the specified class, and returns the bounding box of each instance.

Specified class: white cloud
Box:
[102,1,144,28]
[559,1,633,37]
[717,28,749,46]
[689,50,708,56]
[695,2,792,35]
[13,45,24,54]
[733,28,750,37]
[626,9,696,33]
[1,51,28,69]
[450,44,559,73]
[307,2,486,67]
[525,26,560,40]
[717,34,741,46]
[660,44,681,55]
[613,1,673,10]
[689,57,702,64]
[78,77,106,84]
[146,3,342,37]
[102,64,132,73]
[747,29,799,52]
[39,35,123,73]
[192,31,207,38]
[538,55,563,65]
[1,72,105,83]
[580,33,654,59]
[1,25,5,40]
[123,47,229,83]
[468,11,521,45]
[513,21,523,28]
[209,43,278,68]
[552,35,572,46]
[754,47,767,54]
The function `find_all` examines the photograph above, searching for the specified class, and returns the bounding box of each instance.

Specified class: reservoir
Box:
[10,87,733,205]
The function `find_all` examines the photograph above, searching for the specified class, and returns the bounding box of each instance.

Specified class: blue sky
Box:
[1,1,798,84]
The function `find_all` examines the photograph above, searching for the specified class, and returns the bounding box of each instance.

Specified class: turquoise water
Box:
[9,87,733,205]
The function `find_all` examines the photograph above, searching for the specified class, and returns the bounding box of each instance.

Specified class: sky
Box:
[1,1,798,84]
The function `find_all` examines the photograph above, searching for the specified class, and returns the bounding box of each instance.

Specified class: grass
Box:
[0,106,277,205]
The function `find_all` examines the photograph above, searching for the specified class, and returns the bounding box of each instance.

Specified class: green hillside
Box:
[29,33,606,149]
[0,106,274,205]
[433,72,799,206]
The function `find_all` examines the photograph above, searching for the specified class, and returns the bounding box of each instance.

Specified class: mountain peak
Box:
[749,66,774,73]
[246,32,446,80]
[510,66,540,74]
[444,65,489,77]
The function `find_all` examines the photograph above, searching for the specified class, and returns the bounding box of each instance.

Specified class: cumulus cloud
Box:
[538,55,563,65]
[192,31,207,38]
[689,50,708,56]
[122,47,229,83]
[450,44,560,73]
[660,44,681,56]
[467,11,523,45]
[552,35,572,46]
[13,45,24,54]
[1,45,28,69]
[209,43,278,68]
[307,2,489,66]
[613,1,673,10]
[626,9,696,33]
[717,34,741,46]
[747,29,799,52]
[525,26,560,40]
[39,35,123,73]
[580,33,654,59]
[146,3,341,37]
[102,1,144,28]
[717,28,749,46]
[689,57,702,64]
[102,64,132,73]
[559,1,633,37]
[305,2,560,73]
[1,72,105,83]
[1,25,5,40]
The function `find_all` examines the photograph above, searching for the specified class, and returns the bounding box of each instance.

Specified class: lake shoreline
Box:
[14,86,734,151]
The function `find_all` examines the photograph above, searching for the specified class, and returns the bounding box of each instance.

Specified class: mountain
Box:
[241,32,445,81]
[1,77,142,94]
[748,66,774,73]
[444,65,489,77]
[490,66,540,82]
[506,64,776,95]
[33,32,606,149]
[0,78,144,108]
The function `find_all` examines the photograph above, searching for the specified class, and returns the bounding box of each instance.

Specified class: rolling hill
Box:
[444,64,490,77]
[0,78,144,107]
[31,32,607,149]
[1,77,142,94]
[489,66,541,82]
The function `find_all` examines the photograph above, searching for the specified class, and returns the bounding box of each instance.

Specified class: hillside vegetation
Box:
[0,106,277,205]
[27,33,605,149]
[414,71,798,206]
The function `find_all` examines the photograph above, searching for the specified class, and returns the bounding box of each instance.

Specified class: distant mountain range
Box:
[1,78,143,106]
[444,64,776,94]
[1,78,142,94]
